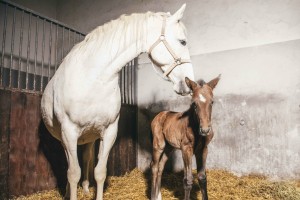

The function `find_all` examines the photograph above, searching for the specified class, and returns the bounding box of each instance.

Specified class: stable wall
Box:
[10,0,300,179]
[137,39,300,179]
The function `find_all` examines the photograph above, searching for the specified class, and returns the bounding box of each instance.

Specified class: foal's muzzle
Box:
[199,127,211,136]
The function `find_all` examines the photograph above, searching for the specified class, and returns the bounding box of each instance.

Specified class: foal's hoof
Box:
[157,192,162,200]
[82,180,90,195]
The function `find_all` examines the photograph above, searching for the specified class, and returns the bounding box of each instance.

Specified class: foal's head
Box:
[185,75,220,136]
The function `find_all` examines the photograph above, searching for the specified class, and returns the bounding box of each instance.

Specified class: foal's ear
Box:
[185,77,197,91]
[170,4,186,23]
[207,74,221,90]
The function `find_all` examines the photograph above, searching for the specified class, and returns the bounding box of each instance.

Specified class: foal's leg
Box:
[156,147,172,200]
[151,145,164,200]
[82,142,95,194]
[94,117,119,200]
[182,146,194,200]
[61,122,81,200]
[151,126,166,200]
[195,136,212,200]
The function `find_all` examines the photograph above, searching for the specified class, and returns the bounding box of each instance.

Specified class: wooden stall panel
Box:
[107,105,137,176]
[0,90,11,199]
[1,89,137,197]
[8,91,57,196]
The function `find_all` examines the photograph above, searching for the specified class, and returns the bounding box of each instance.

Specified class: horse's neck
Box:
[92,13,154,78]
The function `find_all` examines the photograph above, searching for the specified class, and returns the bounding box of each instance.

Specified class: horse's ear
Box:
[207,74,221,90]
[170,4,186,23]
[185,77,197,91]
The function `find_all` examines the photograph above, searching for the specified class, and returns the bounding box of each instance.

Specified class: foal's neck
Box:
[186,105,200,134]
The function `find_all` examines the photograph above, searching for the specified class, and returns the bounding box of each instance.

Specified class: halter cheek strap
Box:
[148,16,191,77]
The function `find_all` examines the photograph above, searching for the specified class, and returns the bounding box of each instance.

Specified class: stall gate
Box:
[0,0,137,198]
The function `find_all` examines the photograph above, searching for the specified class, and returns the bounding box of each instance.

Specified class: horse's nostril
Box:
[200,127,211,134]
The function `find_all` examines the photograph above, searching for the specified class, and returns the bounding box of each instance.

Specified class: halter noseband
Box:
[148,16,191,77]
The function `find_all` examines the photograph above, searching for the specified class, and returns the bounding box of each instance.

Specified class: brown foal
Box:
[150,75,220,200]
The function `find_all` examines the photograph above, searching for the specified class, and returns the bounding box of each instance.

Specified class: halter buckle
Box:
[175,58,181,65]
[160,35,165,41]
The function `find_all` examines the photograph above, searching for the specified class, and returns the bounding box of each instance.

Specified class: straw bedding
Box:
[13,169,300,200]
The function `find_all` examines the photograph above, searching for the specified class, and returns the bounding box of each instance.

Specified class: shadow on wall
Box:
[38,104,137,193]
[38,121,68,194]
[137,92,300,179]
[137,97,192,172]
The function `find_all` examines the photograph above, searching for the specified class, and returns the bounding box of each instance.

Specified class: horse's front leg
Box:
[61,121,81,200]
[182,146,193,200]
[94,116,119,200]
[195,135,213,200]
[82,142,95,195]
[195,146,208,200]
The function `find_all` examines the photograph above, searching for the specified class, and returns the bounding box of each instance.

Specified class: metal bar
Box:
[33,15,38,90]
[123,65,126,103]
[130,60,134,104]
[128,62,132,105]
[129,63,132,104]
[133,57,138,105]
[73,30,76,46]
[68,28,70,52]
[62,28,64,58]
[48,22,52,83]
[18,10,24,89]
[40,18,45,92]
[10,6,16,88]
[2,0,86,36]
[122,67,125,104]
[132,60,135,105]
[132,60,135,104]
[125,64,129,104]
[55,24,58,72]
[121,68,123,103]
[25,13,31,90]
[1,3,8,86]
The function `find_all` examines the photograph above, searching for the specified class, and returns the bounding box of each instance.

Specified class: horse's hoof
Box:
[157,192,162,200]
[82,180,90,195]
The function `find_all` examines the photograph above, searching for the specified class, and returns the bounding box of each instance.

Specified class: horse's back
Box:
[151,111,186,149]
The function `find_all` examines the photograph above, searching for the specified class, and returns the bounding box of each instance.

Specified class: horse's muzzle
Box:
[199,127,211,136]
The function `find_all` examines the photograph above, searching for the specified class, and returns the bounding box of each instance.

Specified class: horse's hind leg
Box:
[156,147,172,200]
[61,122,81,200]
[94,117,119,200]
[82,142,95,195]
[151,129,166,200]
[151,148,164,200]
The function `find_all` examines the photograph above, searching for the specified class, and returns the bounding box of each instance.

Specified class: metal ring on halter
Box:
[148,15,191,78]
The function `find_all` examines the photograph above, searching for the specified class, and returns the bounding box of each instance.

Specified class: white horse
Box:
[41,4,194,200]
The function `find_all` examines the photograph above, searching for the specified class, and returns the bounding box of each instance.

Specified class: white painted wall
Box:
[10,0,300,179]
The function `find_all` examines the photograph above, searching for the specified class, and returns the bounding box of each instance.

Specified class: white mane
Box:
[65,12,163,67]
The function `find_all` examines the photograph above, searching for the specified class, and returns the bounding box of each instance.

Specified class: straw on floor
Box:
[13,168,300,200]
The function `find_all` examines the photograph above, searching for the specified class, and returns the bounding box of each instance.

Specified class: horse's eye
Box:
[211,101,214,105]
[179,40,187,46]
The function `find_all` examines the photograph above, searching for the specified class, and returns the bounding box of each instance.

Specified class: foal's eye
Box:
[179,40,187,46]
[211,101,214,105]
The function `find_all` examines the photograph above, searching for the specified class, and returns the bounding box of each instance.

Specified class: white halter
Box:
[148,16,191,77]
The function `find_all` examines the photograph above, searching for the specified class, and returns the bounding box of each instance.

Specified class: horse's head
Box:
[185,75,220,136]
[147,4,194,95]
